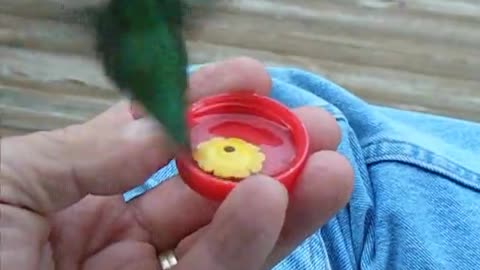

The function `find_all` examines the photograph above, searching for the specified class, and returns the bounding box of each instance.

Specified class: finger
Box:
[0,117,172,213]
[129,100,147,120]
[174,151,353,268]
[82,241,158,270]
[0,204,50,270]
[187,57,271,103]
[87,100,133,128]
[128,57,271,120]
[292,106,341,152]
[264,150,354,268]
[129,176,219,252]
[74,118,174,193]
[175,176,288,270]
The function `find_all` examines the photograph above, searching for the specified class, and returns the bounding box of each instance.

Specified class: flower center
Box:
[223,146,236,153]
[192,137,266,179]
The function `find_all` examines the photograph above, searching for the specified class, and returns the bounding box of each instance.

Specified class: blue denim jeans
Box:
[124,67,480,269]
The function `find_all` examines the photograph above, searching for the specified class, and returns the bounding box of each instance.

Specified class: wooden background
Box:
[1,0,479,137]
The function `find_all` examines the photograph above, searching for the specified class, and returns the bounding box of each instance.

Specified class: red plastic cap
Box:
[175,91,309,201]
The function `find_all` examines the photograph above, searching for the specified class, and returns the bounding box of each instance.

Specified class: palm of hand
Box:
[50,195,156,269]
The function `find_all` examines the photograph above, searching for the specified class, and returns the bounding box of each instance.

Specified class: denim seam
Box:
[362,139,480,180]
[322,217,357,269]
[362,141,480,191]
[328,126,374,269]
[314,232,333,270]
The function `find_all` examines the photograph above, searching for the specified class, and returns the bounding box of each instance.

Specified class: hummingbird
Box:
[94,0,193,146]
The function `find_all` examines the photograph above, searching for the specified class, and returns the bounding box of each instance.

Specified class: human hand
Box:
[0,57,353,270]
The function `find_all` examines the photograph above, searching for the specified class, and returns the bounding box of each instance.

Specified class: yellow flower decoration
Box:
[192,137,266,179]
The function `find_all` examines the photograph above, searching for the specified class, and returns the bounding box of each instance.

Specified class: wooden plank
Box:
[0,0,479,133]
[0,13,94,55]
[3,1,479,55]
[0,0,106,23]
[0,104,85,131]
[0,12,478,84]
[0,84,114,120]
[2,0,479,22]
[188,41,480,122]
[0,46,115,93]
[0,127,33,137]
[0,46,118,131]
[1,43,479,133]
[334,0,480,19]
[0,84,116,132]
[184,10,480,82]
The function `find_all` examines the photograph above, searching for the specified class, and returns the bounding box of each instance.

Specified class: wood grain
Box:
[0,0,479,135]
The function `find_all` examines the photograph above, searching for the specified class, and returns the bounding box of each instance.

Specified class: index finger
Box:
[129,57,271,119]
[186,57,272,103]
[175,175,288,270]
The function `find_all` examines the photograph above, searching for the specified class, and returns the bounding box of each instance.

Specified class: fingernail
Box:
[130,102,144,120]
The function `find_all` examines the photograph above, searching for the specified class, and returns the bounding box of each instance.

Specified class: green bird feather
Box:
[94,0,191,146]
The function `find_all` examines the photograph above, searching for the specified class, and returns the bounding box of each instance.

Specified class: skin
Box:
[0,57,354,270]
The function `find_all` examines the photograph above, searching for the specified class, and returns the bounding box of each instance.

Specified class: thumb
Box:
[0,117,170,214]
[175,175,289,270]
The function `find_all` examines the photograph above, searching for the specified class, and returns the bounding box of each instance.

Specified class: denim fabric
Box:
[123,66,480,269]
